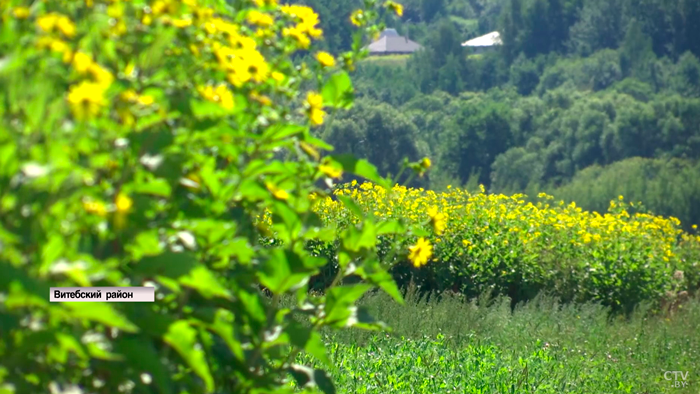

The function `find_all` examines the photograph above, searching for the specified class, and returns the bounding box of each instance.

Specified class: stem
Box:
[248,293,280,375]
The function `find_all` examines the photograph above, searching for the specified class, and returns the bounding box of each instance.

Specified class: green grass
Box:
[292,288,700,393]
[361,54,411,67]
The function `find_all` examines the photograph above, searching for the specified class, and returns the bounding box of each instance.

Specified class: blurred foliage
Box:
[0,1,438,393]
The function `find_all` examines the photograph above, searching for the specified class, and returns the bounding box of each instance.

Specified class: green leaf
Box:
[271,201,302,236]
[46,333,88,364]
[237,289,268,323]
[0,313,20,332]
[208,309,245,361]
[290,365,337,394]
[135,252,231,299]
[40,234,65,274]
[237,179,269,202]
[189,99,230,119]
[114,336,173,394]
[121,304,176,338]
[263,124,305,141]
[135,252,197,278]
[304,135,334,151]
[163,321,214,392]
[287,321,330,366]
[355,259,404,305]
[322,72,354,110]
[336,195,364,219]
[411,227,431,237]
[131,178,172,197]
[0,143,18,177]
[199,164,222,198]
[126,230,164,260]
[179,266,232,300]
[341,220,376,252]
[323,284,373,328]
[329,154,389,188]
[139,28,176,71]
[0,262,51,299]
[64,303,138,333]
[258,250,318,294]
[376,219,405,235]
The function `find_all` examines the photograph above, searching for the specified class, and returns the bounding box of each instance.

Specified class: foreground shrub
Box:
[311,182,700,313]
[0,1,417,394]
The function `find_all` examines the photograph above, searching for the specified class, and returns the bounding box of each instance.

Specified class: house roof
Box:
[380,28,400,38]
[365,28,423,54]
[461,31,502,47]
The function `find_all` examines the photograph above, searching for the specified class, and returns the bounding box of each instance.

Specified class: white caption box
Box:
[50,287,155,302]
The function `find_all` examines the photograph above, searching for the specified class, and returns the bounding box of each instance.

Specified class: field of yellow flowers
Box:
[308,181,700,312]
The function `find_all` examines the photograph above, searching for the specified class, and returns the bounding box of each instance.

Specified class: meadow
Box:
[292,288,700,394]
[361,54,411,67]
[278,182,700,393]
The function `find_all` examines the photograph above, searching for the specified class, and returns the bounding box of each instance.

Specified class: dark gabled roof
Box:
[365,29,423,54]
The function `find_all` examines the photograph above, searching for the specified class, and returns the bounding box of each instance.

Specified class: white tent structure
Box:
[461,31,502,53]
[364,28,423,56]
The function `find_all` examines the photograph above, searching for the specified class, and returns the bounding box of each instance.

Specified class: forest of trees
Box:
[300,0,700,229]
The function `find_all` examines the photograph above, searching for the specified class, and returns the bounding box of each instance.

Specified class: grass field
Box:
[291,288,699,393]
[361,54,411,67]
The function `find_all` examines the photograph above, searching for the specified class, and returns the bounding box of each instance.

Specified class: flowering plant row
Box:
[304,182,700,312]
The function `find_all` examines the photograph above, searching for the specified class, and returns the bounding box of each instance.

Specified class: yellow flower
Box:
[319,164,343,179]
[315,51,335,67]
[12,7,31,19]
[171,18,193,28]
[350,9,364,26]
[198,84,235,110]
[408,237,432,268]
[121,90,137,102]
[309,108,325,126]
[88,64,114,88]
[306,92,325,126]
[37,14,58,32]
[250,92,272,106]
[247,10,274,27]
[420,157,431,169]
[299,141,320,160]
[427,206,446,235]
[271,71,286,82]
[72,52,94,73]
[266,182,289,200]
[307,91,323,109]
[56,15,77,37]
[151,0,178,16]
[280,5,321,37]
[37,37,73,63]
[137,95,155,106]
[83,201,107,217]
[385,1,404,17]
[253,0,278,6]
[283,26,311,49]
[66,82,107,120]
[115,193,133,213]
